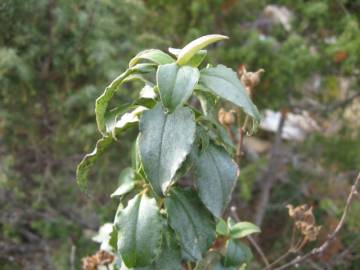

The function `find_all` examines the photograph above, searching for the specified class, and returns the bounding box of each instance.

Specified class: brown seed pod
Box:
[218,108,235,126]
[218,108,226,126]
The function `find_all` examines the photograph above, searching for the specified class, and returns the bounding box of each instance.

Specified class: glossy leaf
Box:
[194,144,238,217]
[153,230,182,270]
[111,167,136,198]
[200,65,261,125]
[198,117,235,154]
[194,89,218,117]
[230,222,261,239]
[195,125,210,153]
[177,34,228,65]
[165,188,215,261]
[139,103,196,195]
[157,63,199,111]
[213,262,236,270]
[120,230,181,270]
[115,193,163,268]
[169,47,207,67]
[223,240,252,267]
[112,106,147,139]
[76,136,113,191]
[227,217,236,228]
[129,49,175,67]
[109,225,118,252]
[96,63,155,135]
[216,218,229,236]
[194,251,223,270]
[139,84,157,99]
[131,136,142,172]
[105,104,131,134]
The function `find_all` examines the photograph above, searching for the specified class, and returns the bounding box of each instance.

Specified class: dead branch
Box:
[270,172,360,270]
[231,206,270,267]
[254,110,286,227]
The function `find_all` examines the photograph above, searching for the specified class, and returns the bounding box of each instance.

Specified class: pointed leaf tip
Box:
[177,34,228,65]
[230,221,261,239]
[200,65,261,127]
[129,49,174,67]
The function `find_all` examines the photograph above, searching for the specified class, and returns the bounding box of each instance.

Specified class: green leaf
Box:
[194,89,218,117]
[129,49,175,67]
[112,106,147,139]
[194,251,223,270]
[111,167,136,198]
[153,230,182,270]
[198,117,235,154]
[76,136,113,191]
[131,136,142,172]
[230,222,261,239]
[177,34,228,65]
[193,251,241,270]
[109,225,118,251]
[194,144,238,217]
[96,68,132,134]
[165,188,216,261]
[139,103,196,195]
[216,218,230,236]
[227,217,236,228]
[115,193,163,268]
[169,47,207,67]
[200,65,261,126]
[133,86,157,108]
[105,104,131,134]
[223,240,252,267]
[213,262,236,270]
[96,63,155,135]
[121,230,182,270]
[139,84,157,99]
[157,63,199,111]
[195,125,210,153]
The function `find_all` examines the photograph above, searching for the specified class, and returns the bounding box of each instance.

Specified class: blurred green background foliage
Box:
[0,0,359,269]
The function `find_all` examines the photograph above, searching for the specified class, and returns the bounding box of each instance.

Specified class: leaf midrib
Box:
[169,66,180,108]
[200,71,258,117]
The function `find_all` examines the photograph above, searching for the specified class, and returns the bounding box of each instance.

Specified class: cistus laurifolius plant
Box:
[77,34,262,270]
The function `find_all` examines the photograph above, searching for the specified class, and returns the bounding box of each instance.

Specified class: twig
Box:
[323,91,360,114]
[270,172,360,270]
[231,206,270,267]
[70,243,76,270]
[264,251,291,270]
[306,259,324,270]
[235,109,244,165]
[291,91,360,115]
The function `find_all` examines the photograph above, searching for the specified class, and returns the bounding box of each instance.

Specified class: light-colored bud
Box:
[223,111,235,125]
